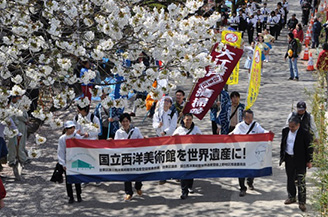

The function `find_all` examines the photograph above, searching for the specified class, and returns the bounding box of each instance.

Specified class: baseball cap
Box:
[297,101,306,110]
[64,121,76,129]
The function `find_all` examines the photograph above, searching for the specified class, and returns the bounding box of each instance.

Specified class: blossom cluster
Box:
[0,0,223,144]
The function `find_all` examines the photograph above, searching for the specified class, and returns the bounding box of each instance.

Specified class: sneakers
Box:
[136,190,142,196]
[239,190,246,197]
[284,197,296,205]
[299,203,307,212]
[288,77,294,80]
[247,183,254,190]
[294,77,299,81]
[188,188,194,194]
[124,194,132,201]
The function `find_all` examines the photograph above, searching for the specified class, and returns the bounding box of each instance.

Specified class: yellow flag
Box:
[226,62,239,85]
[246,46,262,110]
[221,30,242,85]
[221,30,242,47]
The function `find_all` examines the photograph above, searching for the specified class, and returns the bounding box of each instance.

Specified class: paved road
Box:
[0,0,320,216]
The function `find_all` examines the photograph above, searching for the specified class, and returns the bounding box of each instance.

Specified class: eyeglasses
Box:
[164,99,171,102]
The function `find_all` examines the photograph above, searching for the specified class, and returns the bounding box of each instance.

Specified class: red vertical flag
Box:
[183,44,243,120]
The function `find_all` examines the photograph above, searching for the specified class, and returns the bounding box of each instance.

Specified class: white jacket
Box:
[232,120,268,135]
[114,127,143,140]
[173,124,202,136]
[57,132,83,167]
[152,109,177,137]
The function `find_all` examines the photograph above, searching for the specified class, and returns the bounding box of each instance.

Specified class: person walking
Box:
[286,101,318,143]
[285,33,299,81]
[173,113,202,200]
[292,23,304,43]
[57,121,84,204]
[7,95,30,167]
[114,113,144,201]
[280,115,313,212]
[153,96,177,184]
[312,17,322,48]
[94,91,123,140]
[316,43,328,101]
[73,99,101,141]
[230,109,269,197]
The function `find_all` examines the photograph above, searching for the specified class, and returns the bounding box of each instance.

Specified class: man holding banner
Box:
[173,113,202,200]
[230,109,270,197]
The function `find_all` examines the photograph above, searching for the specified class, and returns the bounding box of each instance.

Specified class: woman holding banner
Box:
[173,113,202,200]
[114,113,144,201]
[57,121,84,204]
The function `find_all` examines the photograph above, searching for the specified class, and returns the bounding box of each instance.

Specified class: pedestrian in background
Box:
[316,43,328,103]
[285,33,299,81]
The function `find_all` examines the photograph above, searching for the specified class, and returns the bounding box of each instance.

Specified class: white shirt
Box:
[173,124,202,136]
[286,112,319,139]
[232,120,268,135]
[286,129,298,155]
[114,127,143,140]
[229,16,239,25]
[73,113,101,140]
[246,7,254,16]
[57,131,83,167]
[261,7,271,16]
[153,109,177,137]
[268,16,279,26]
[247,17,257,28]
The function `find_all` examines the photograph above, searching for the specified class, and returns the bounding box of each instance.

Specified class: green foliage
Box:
[307,73,328,216]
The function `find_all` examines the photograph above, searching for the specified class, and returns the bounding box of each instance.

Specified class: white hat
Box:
[64,121,75,129]
[163,96,173,103]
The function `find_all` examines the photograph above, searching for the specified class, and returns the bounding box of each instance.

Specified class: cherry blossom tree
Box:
[0,0,222,142]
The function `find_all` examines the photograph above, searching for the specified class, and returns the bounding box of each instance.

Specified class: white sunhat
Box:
[64,121,76,129]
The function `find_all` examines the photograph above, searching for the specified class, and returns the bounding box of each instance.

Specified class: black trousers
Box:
[247,27,254,44]
[125,181,142,195]
[99,127,115,140]
[312,34,320,48]
[302,9,310,26]
[64,170,81,199]
[285,153,306,203]
[239,177,254,191]
[211,121,218,135]
[181,179,194,195]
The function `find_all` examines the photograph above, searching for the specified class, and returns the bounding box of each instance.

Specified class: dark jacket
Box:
[287,18,298,30]
[285,38,298,58]
[313,20,322,35]
[280,127,313,168]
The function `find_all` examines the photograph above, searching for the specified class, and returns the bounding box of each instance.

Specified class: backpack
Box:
[295,38,302,55]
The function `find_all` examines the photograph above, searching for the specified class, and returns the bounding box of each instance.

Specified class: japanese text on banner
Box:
[221,30,242,85]
[66,133,273,183]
